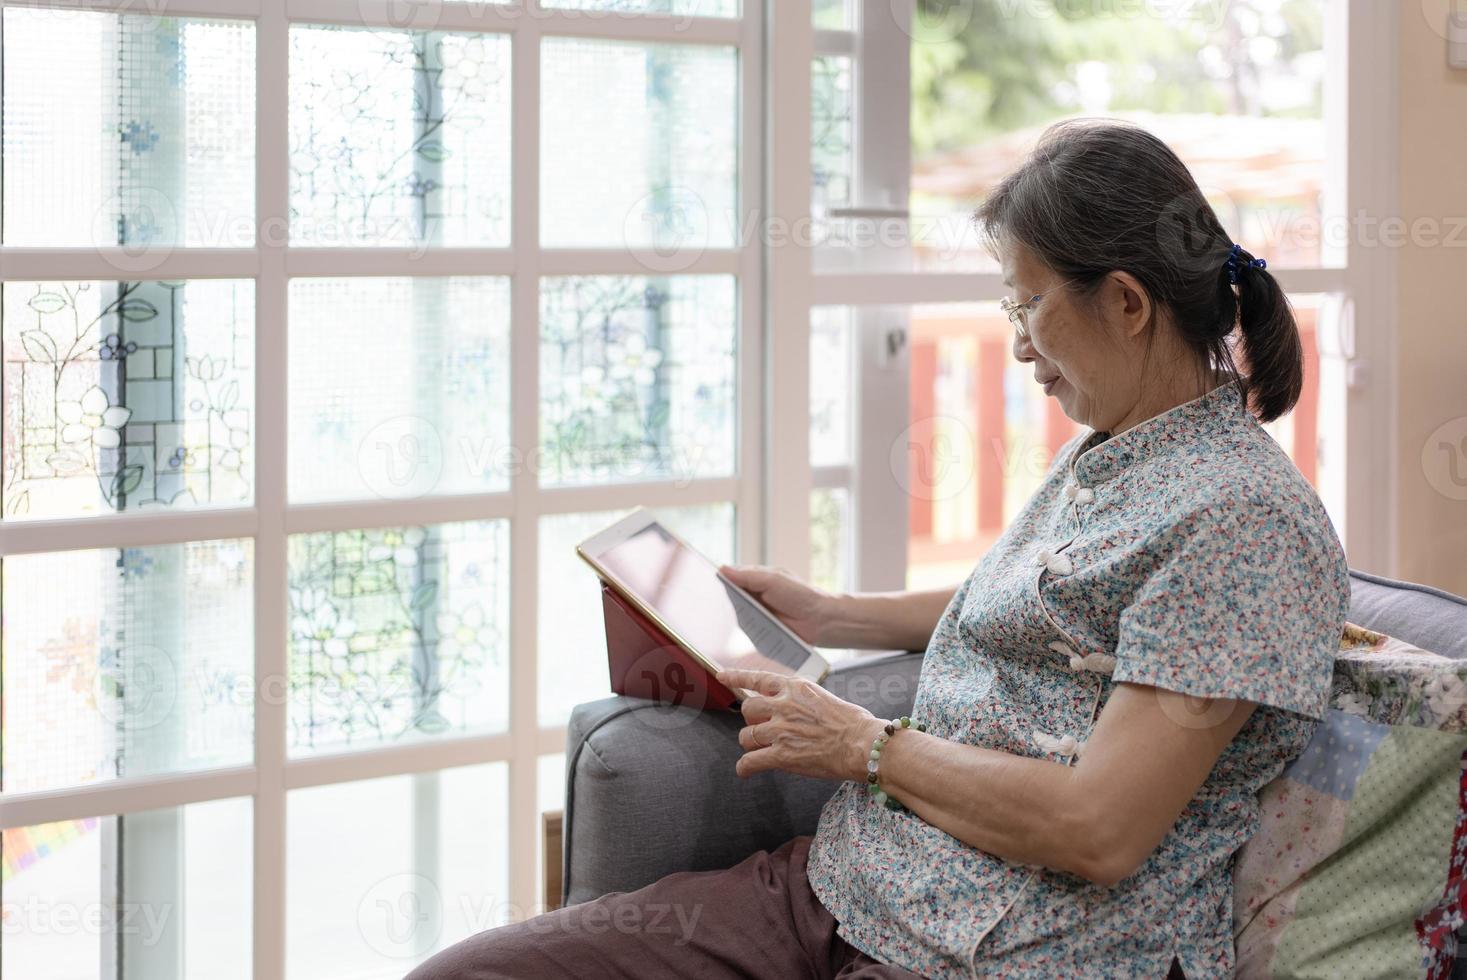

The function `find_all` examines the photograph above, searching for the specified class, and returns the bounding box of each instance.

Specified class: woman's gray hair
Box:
[974,119,1303,424]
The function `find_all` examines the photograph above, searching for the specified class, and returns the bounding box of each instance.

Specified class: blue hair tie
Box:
[1225,242,1266,285]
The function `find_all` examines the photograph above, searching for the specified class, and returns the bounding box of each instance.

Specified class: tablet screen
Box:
[590,522,813,675]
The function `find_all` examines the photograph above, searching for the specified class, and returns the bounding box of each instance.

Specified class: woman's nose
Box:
[1012,329,1036,363]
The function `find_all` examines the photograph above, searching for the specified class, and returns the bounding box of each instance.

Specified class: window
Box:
[778,0,1393,593]
[1,2,761,976]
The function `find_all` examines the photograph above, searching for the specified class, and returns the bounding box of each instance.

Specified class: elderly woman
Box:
[412,120,1348,979]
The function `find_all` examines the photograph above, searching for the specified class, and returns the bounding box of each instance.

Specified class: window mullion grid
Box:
[736,0,766,565]
[0,1,769,969]
[254,0,290,974]
[507,5,543,919]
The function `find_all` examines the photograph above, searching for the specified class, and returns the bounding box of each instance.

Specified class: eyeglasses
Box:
[1000,279,1075,341]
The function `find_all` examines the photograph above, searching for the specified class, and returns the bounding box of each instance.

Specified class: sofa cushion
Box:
[1234,625,1467,978]
[1348,570,1467,660]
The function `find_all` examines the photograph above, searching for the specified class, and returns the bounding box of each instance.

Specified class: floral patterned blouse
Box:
[807,379,1351,979]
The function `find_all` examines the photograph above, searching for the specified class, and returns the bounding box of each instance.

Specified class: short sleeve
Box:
[1109,494,1349,719]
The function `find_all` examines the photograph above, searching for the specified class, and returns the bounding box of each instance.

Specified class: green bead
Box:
[900,716,911,728]
[866,781,879,794]
[869,748,880,760]
[873,790,888,806]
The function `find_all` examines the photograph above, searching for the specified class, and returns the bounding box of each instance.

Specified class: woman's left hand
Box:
[716,669,885,782]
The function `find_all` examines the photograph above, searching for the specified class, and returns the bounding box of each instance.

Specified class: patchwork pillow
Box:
[1233,624,1467,979]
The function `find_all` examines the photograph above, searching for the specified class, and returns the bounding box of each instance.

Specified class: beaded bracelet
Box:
[865,716,926,812]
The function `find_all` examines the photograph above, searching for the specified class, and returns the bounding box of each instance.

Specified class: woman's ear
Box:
[1106,270,1153,340]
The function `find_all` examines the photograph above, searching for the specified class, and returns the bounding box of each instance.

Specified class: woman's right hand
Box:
[718,564,839,647]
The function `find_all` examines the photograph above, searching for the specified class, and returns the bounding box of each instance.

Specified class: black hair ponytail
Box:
[975,119,1307,424]
[1229,247,1303,424]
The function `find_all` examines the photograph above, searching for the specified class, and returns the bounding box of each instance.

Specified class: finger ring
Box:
[749,727,768,748]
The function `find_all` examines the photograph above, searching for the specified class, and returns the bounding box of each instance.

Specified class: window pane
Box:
[2,798,252,980]
[540,276,736,486]
[810,487,851,594]
[812,55,855,232]
[810,305,853,467]
[909,0,1329,270]
[906,302,1072,588]
[3,280,255,520]
[814,0,852,29]
[541,38,738,248]
[290,27,511,247]
[287,520,509,755]
[543,0,738,13]
[536,752,566,910]
[288,277,510,503]
[287,764,508,978]
[537,504,734,726]
[904,297,1345,587]
[2,10,255,247]
[1,540,254,793]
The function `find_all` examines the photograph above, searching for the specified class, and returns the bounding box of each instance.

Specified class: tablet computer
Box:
[576,508,830,692]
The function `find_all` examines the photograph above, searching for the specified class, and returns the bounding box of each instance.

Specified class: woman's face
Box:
[1000,241,1149,434]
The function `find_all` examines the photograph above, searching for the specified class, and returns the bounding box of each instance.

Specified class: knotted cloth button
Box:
[1074,487,1095,505]
[1070,652,1118,675]
[1031,729,1081,757]
[1047,640,1076,659]
[1063,482,1078,501]
[1046,552,1074,576]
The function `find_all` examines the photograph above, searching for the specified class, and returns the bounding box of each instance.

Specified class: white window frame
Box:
[772,0,1402,589]
[0,1,766,977]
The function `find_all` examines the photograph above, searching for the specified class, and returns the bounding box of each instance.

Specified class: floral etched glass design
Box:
[537,504,734,725]
[286,520,509,755]
[540,276,736,486]
[2,10,255,247]
[290,26,511,247]
[812,55,855,220]
[541,38,738,248]
[1,540,255,793]
[543,0,738,14]
[288,277,510,503]
[2,281,255,520]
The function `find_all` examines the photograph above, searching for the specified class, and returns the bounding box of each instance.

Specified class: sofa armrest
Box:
[561,651,923,905]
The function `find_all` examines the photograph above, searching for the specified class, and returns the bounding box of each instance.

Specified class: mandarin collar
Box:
[1070,378,1247,487]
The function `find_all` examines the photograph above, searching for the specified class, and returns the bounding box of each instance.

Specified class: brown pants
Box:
[407,836,923,980]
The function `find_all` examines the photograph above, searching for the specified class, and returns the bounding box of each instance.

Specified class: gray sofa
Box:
[561,569,1467,959]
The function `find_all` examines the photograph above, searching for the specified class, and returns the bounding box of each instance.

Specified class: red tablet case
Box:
[600,581,740,712]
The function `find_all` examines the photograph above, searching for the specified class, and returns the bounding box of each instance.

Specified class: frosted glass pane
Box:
[811,487,851,595]
[540,276,736,486]
[1,799,252,980]
[544,0,738,15]
[290,27,511,247]
[812,55,854,220]
[813,0,851,28]
[2,10,255,247]
[538,504,734,725]
[287,765,509,978]
[3,280,255,520]
[542,38,737,248]
[536,752,566,909]
[810,305,852,467]
[288,277,510,503]
[1,540,254,793]
[287,520,510,755]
